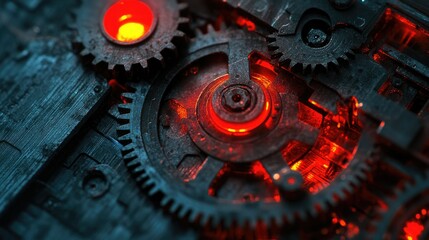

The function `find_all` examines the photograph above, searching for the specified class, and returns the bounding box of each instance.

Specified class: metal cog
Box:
[117,27,377,229]
[365,171,429,240]
[267,12,364,73]
[73,0,189,73]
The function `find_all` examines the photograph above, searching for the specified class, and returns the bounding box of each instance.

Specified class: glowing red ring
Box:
[208,88,272,135]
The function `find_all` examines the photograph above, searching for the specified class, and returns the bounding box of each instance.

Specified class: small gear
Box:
[117,27,377,229]
[74,0,189,74]
[365,171,429,240]
[267,10,364,73]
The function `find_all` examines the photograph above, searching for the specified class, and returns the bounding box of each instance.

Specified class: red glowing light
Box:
[209,100,271,135]
[236,16,256,31]
[103,0,155,44]
[403,221,424,240]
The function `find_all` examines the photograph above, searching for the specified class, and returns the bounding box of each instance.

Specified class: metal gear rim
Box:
[73,0,189,72]
[117,28,377,228]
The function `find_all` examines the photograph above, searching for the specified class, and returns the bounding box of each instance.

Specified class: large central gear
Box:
[117,28,378,228]
[74,0,188,74]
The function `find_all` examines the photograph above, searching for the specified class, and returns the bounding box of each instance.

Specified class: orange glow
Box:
[209,100,271,135]
[403,221,424,240]
[291,160,302,171]
[103,0,155,44]
[255,59,275,72]
[273,173,280,181]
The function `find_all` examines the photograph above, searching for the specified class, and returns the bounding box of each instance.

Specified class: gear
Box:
[117,27,377,228]
[73,0,189,74]
[267,10,364,73]
[366,172,429,240]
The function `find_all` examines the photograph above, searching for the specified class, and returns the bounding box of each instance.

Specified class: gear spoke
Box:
[187,156,224,191]
[227,41,252,85]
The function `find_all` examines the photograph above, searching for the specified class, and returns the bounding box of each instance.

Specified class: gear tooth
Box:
[122,93,136,101]
[170,202,180,213]
[278,55,291,66]
[123,151,138,162]
[135,172,149,183]
[92,57,102,66]
[117,124,131,132]
[118,133,133,142]
[79,48,91,57]
[178,207,189,218]
[178,17,189,25]
[123,63,132,72]
[126,158,140,169]
[165,42,177,52]
[349,176,360,187]
[337,188,347,200]
[272,48,283,56]
[200,214,210,226]
[143,177,156,188]
[118,103,131,111]
[331,59,339,66]
[347,50,356,56]
[266,34,277,41]
[302,63,310,71]
[325,196,336,209]
[174,30,186,38]
[290,60,299,68]
[132,165,145,175]
[154,53,164,63]
[148,185,160,196]
[355,170,366,180]
[139,59,148,69]
[189,211,200,223]
[267,42,279,50]
[160,197,171,207]
[339,54,349,61]
[107,63,116,71]
[207,24,216,33]
[121,143,136,153]
[118,113,131,121]
[177,2,188,11]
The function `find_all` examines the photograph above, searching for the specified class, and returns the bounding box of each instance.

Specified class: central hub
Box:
[187,63,284,163]
[302,20,332,48]
[208,81,270,135]
[221,86,252,113]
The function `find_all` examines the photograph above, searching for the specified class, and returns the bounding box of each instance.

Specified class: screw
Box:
[221,86,252,112]
[306,28,329,48]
